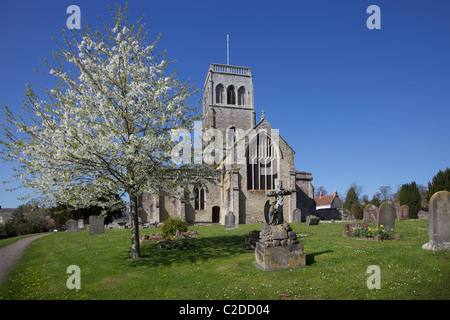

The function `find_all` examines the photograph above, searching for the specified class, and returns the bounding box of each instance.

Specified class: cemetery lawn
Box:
[0,220,448,300]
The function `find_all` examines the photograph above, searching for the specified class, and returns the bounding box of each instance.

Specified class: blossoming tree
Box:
[1,5,217,259]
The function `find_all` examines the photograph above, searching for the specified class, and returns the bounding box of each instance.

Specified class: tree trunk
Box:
[130,193,141,259]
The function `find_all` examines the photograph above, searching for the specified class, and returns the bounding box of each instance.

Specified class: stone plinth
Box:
[254,242,306,271]
[255,221,306,271]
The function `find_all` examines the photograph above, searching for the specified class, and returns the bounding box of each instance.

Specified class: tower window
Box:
[215,84,224,104]
[238,86,246,105]
[247,133,278,191]
[194,187,205,210]
[227,85,236,105]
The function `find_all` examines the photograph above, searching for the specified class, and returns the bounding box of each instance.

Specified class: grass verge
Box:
[0,219,448,300]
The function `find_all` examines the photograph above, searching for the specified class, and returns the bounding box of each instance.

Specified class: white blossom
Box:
[1,5,217,259]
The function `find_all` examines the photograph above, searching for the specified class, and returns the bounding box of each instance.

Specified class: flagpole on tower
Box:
[227,33,229,65]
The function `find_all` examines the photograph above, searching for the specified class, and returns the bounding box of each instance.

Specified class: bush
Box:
[161,218,188,239]
[1,221,26,237]
[24,211,50,234]
[1,210,50,238]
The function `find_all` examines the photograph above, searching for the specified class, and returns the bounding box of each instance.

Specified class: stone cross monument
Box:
[254,179,306,271]
[264,179,291,225]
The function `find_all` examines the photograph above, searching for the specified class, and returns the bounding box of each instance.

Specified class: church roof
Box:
[252,115,295,155]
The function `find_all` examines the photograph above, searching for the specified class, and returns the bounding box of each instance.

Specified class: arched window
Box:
[247,133,278,190]
[215,84,224,104]
[227,85,236,105]
[226,126,236,146]
[194,187,205,210]
[237,86,246,105]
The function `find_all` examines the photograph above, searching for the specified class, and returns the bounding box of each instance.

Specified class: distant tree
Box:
[2,204,50,237]
[370,193,382,207]
[344,186,358,211]
[417,184,429,211]
[350,182,364,201]
[49,204,73,228]
[427,168,450,201]
[362,194,369,206]
[70,195,126,224]
[378,185,393,201]
[399,182,421,219]
[315,186,328,197]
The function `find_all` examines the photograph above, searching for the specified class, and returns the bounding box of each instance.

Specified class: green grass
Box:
[0,220,448,300]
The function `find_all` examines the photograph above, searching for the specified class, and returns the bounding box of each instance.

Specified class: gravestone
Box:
[243,230,260,250]
[306,215,320,225]
[224,211,236,229]
[254,179,306,271]
[292,208,302,223]
[418,210,429,220]
[66,219,78,233]
[377,201,396,232]
[398,205,409,220]
[363,204,379,223]
[89,215,105,235]
[77,219,85,230]
[422,191,450,251]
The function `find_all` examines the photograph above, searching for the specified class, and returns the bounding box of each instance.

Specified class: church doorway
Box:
[212,206,220,223]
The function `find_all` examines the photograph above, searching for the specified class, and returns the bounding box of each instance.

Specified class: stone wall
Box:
[316,208,342,220]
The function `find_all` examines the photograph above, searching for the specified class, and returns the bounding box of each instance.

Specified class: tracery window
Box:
[247,133,278,190]
[194,187,205,210]
[237,86,246,105]
[215,84,224,104]
[227,85,236,105]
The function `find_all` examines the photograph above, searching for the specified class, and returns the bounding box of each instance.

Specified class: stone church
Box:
[138,63,315,226]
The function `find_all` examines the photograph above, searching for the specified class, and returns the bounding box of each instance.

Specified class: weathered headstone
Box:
[292,208,302,223]
[398,205,409,220]
[254,179,306,271]
[306,215,320,225]
[363,204,378,223]
[224,211,236,229]
[377,201,396,232]
[141,233,165,241]
[77,219,85,230]
[89,215,105,235]
[422,191,450,251]
[243,230,260,250]
[418,210,429,220]
[66,219,78,233]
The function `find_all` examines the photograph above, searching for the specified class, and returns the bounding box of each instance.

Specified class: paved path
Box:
[0,233,52,286]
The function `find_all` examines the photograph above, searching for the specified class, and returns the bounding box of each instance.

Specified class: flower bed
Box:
[343,223,402,241]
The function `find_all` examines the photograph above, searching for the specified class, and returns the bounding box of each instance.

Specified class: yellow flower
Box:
[380,225,384,228]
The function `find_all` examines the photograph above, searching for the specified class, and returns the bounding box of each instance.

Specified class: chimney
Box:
[319,191,323,198]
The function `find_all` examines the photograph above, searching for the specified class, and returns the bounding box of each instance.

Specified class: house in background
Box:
[0,206,15,229]
[314,190,343,220]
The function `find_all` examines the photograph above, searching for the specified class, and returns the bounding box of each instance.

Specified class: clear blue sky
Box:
[1,0,449,208]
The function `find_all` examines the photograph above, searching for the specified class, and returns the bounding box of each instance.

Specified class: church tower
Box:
[202,63,256,132]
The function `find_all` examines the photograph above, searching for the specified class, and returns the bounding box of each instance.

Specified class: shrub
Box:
[1,221,26,237]
[161,218,188,239]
